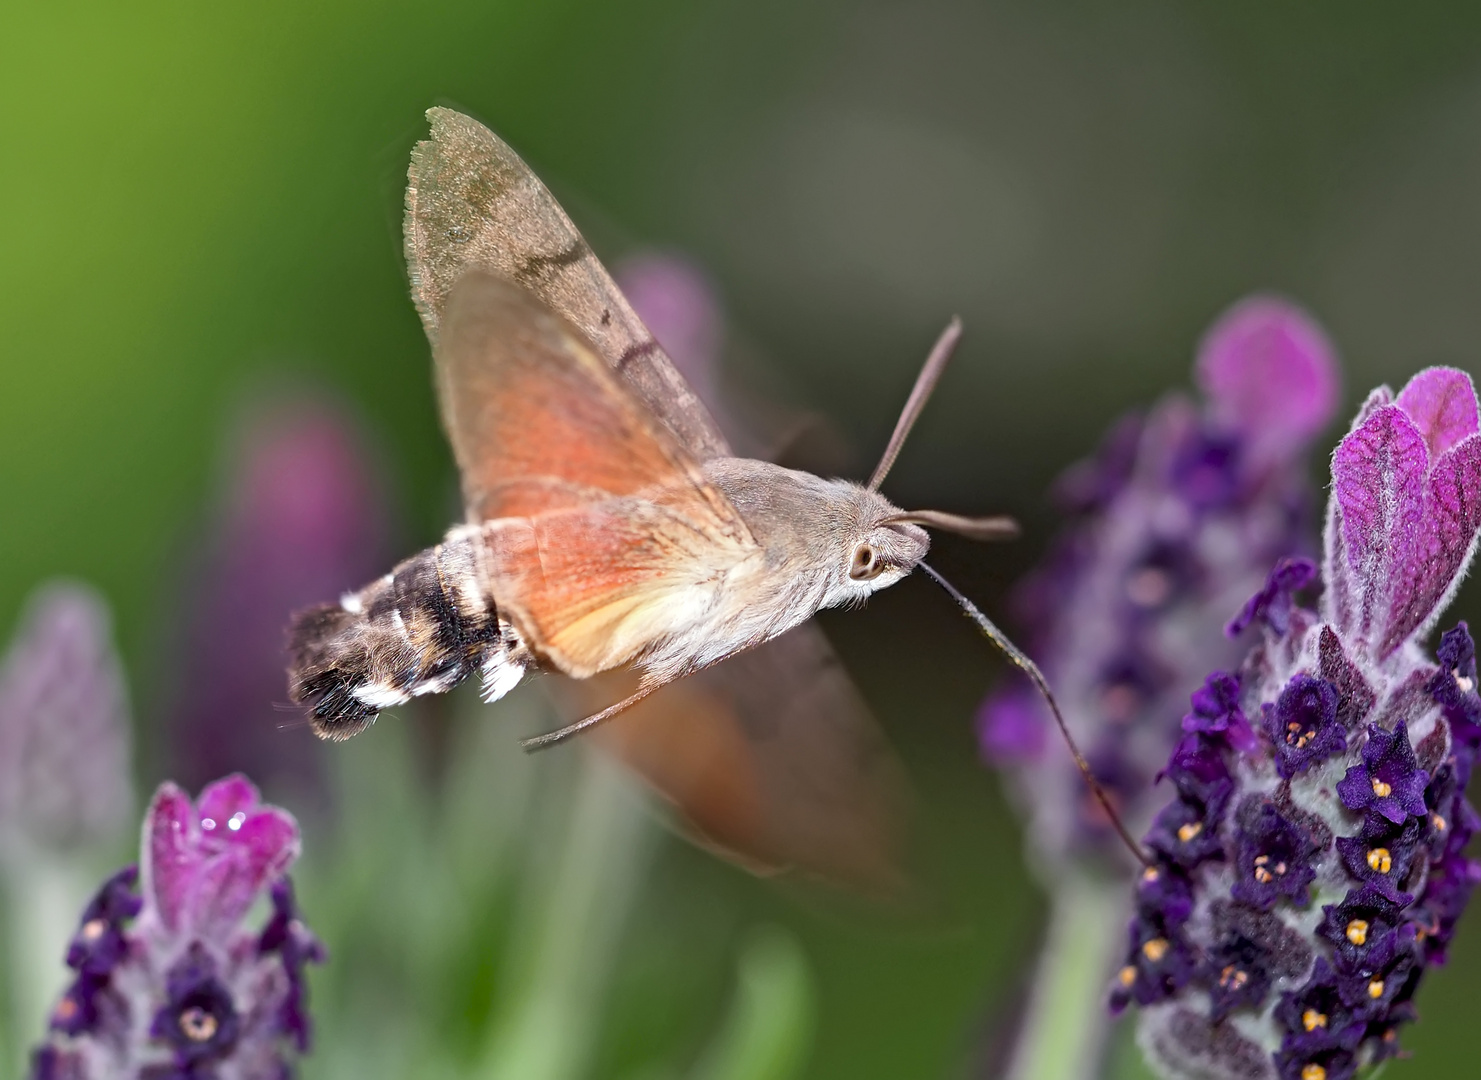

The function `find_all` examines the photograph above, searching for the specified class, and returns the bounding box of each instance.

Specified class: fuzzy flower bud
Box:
[979,296,1339,874]
[1115,367,1481,1080]
[29,775,323,1079]
[0,583,132,855]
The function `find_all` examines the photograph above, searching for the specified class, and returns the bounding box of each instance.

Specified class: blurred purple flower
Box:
[0,583,132,855]
[170,395,391,795]
[978,296,1339,873]
[1116,368,1481,1080]
[31,775,323,1079]
[616,252,725,417]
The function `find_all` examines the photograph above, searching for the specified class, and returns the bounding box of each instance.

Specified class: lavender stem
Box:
[1006,876,1128,1080]
[478,749,654,1080]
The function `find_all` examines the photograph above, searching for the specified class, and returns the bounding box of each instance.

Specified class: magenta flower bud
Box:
[1116,368,1481,1080]
[29,776,323,1079]
[978,296,1340,873]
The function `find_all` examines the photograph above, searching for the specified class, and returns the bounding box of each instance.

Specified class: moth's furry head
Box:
[703,458,929,611]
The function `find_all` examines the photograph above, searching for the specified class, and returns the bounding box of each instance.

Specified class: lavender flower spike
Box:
[0,583,134,1068]
[0,582,132,855]
[30,775,324,1079]
[1116,368,1481,1080]
[979,295,1339,873]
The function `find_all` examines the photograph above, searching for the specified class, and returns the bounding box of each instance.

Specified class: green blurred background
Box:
[3,1,1481,1077]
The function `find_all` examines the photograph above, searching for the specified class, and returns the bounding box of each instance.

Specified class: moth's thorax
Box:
[702,458,929,609]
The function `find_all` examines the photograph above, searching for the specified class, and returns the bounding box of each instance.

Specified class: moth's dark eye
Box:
[850,544,883,581]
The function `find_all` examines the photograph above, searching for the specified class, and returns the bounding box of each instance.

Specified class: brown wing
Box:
[437,272,755,676]
[563,627,909,892]
[405,107,728,460]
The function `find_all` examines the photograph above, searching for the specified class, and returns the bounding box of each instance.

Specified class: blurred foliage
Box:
[3,1,1481,1077]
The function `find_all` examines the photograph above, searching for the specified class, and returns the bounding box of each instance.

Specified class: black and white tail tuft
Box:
[286,530,528,740]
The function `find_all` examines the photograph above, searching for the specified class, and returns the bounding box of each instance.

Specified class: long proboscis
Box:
[884,511,1021,543]
[918,561,1151,868]
[868,317,963,492]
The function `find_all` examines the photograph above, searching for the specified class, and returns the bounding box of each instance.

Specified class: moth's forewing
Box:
[406,108,728,460]
[437,273,754,676]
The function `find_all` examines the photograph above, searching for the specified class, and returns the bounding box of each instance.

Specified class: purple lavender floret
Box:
[1118,367,1481,1080]
[29,775,322,1079]
[1228,556,1319,638]
[1230,800,1320,910]
[978,296,1339,873]
[63,866,142,979]
[1334,721,1428,823]
[1260,674,1346,779]
[1182,672,1257,752]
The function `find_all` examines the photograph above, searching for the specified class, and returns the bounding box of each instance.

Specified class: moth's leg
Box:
[519,680,664,751]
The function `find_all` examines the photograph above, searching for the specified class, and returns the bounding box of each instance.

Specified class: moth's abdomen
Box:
[286,531,528,740]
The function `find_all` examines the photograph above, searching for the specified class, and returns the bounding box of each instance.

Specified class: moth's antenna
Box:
[868,318,962,492]
[884,510,1021,543]
[918,561,1152,868]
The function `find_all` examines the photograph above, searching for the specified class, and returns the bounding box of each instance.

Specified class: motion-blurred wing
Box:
[406,107,728,460]
[566,626,909,891]
[437,272,754,676]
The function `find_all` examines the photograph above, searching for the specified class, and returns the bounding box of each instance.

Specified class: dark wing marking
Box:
[405,107,729,461]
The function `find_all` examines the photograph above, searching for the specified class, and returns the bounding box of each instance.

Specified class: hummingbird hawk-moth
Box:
[285,108,1031,884]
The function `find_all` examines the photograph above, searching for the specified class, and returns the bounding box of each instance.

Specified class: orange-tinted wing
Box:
[436,272,756,676]
[406,107,728,460]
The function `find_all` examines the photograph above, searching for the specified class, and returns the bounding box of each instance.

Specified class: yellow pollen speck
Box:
[1369,978,1385,999]
[1367,847,1393,874]
[1372,777,1393,798]
[1177,822,1203,843]
[1219,965,1248,991]
[1302,1008,1327,1031]
[1142,867,1159,883]
[1118,965,1137,987]
[80,918,107,943]
[1142,938,1170,963]
[1434,813,1448,832]
[179,1006,218,1043]
[1251,853,1285,884]
[1346,919,1370,946]
[1301,1065,1327,1080]
[1457,672,1474,693]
